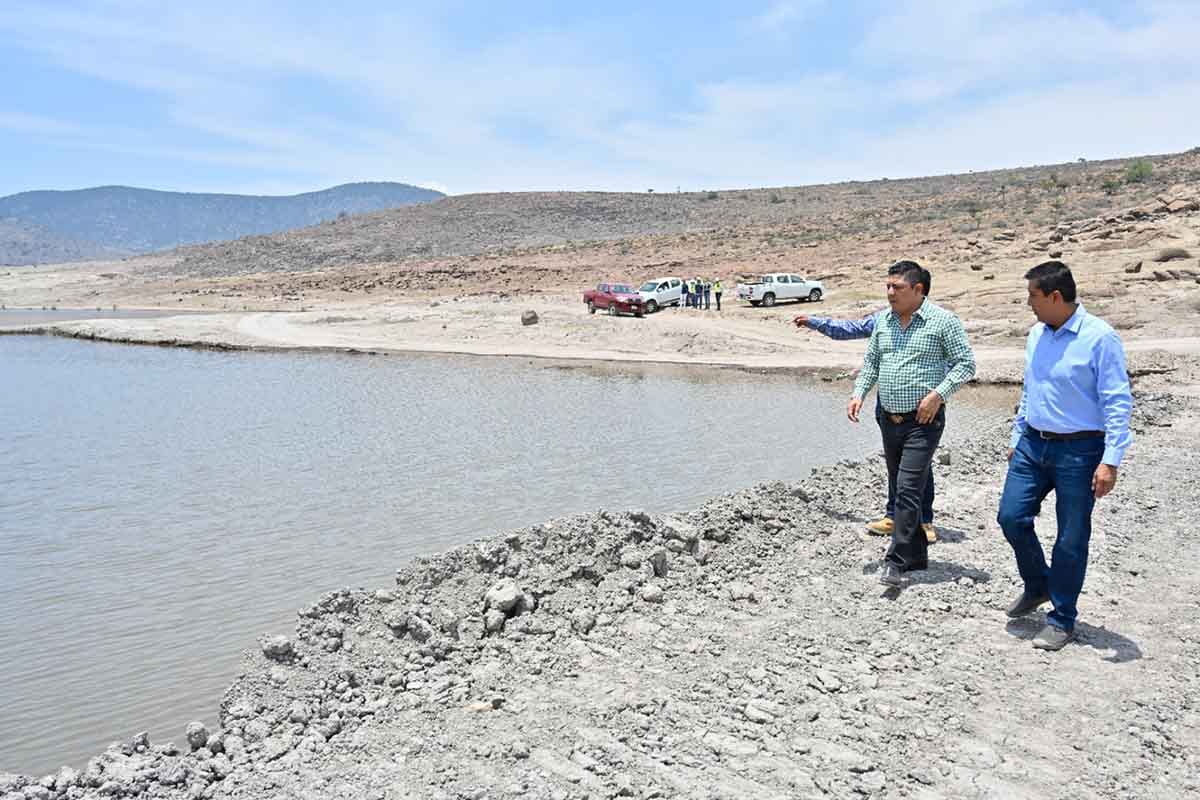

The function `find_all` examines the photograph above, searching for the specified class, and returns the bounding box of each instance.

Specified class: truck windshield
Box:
[611,284,635,294]
[639,282,659,292]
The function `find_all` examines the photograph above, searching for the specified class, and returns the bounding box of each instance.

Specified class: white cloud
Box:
[0,0,1197,194]
[747,1,823,34]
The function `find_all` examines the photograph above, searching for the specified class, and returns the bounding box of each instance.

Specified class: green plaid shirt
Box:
[853,299,976,412]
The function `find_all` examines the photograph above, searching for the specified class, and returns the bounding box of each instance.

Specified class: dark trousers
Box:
[875,398,935,523]
[997,432,1103,632]
[879,408,944,570]
[714,292,722,310]
[703,289,711,309]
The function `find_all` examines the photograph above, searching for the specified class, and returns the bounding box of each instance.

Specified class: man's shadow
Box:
[1005,617,1143,663]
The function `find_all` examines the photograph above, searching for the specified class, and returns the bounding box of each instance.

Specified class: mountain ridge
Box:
[0,182,444,265]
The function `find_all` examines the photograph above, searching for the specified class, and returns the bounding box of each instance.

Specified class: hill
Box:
[0,182,444,264]
[0,217,131,266]
[151,150,1200,278]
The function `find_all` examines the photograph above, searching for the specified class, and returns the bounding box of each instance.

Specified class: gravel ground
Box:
[3,372,1197,800]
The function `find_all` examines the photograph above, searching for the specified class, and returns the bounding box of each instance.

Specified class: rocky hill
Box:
[149,149,1200,278]
[0,182,444,264]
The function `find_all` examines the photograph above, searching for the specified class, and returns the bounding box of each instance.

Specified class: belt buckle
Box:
[889,414,904,424]
[1038,428,1051,439]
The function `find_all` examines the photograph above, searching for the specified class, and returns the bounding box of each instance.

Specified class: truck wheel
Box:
[762,293,776,307]
[608,304,618,316]
[645,300,658,314]
[808,289,822,302]
[587,301,596,314]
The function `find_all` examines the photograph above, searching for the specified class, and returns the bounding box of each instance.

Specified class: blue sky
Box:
[1,0,1197,197]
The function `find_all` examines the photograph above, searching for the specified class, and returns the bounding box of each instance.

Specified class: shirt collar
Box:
[888,298,929,324]
[1054,303,1087,336]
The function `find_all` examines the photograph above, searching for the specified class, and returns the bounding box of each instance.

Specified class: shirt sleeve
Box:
[933,314,976,400]
[852,324,881,399]
[807,315,875,341]
[1094,331,1134,467]
[1009,389,1028,450]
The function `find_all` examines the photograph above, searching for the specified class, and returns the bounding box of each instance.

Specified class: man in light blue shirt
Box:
[998,261,1133,651]
[795,310,937,542]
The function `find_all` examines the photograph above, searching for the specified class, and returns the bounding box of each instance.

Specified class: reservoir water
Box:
[1,334,997,775]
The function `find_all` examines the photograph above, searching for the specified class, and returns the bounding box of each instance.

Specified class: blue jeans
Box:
[997,431,1104,632]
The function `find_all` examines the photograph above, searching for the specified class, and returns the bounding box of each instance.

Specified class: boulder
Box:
[1152,247,1191,262]
[484,579,523,613]
[520,310,539,326]
[259,635,294,662]
[185,721,209,752]
[1124,260,1142,274]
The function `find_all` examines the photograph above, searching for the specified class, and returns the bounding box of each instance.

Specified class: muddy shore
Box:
[2,355,1196,800]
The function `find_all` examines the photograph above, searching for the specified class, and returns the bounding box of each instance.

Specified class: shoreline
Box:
[2,309,1193,390]
[3,363,1197,798]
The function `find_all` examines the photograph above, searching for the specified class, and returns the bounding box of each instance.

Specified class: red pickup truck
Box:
[583,282,645,317]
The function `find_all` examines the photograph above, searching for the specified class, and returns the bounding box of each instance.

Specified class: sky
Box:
[1,0,1198,197]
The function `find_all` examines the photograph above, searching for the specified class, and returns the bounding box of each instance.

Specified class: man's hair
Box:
[887,259,932,296]
[1024,260,1076,302]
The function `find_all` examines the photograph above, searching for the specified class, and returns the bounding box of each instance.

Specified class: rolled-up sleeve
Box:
[934,315,976,400]
[1095,332,1133,466]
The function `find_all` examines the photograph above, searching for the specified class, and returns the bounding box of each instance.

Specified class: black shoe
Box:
[879,563,902,587]
[906,561,928,572]
[1006,590,1050,618]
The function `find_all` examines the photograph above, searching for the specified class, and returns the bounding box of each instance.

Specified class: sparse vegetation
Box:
[1125,159,1153,183]
[703,191,719,201]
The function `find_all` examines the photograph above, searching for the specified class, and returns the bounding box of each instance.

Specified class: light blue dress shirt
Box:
[1010,304,1133,466]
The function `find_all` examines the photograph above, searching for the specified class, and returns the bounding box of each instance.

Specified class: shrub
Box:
[703,191,719,201]
[1101,176,1122,195]
[1124,159,1153,183]
[769,192,784,204]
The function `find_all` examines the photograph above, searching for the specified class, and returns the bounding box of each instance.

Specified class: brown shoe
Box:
[922,523,937,543]
[866,517,894,535]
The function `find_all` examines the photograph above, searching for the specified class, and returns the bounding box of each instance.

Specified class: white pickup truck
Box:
[735,273,824,307]
[637,276,683,313]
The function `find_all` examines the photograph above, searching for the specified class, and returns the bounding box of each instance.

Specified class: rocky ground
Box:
[4,364,1196,800]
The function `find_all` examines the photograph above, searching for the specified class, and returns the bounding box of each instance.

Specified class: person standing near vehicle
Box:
[713,279,723,311]
[997,261,1132,651]
[849,261,975,586]
[703,279,712,310]
[795,310,937,543]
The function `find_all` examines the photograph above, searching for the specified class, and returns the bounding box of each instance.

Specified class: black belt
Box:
[1028,426,1103,441]
[880,409,945,424]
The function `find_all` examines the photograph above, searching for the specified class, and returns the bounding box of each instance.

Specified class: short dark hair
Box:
[1024,260,1076,302]
[888,259,932,296]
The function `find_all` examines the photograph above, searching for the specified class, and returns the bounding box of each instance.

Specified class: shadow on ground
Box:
[1005,617,1143,663]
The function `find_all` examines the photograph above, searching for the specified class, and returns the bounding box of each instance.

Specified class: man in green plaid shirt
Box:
[849,261,976,586]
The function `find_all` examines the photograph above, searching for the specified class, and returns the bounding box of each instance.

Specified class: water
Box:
[0,335,1003,775]
[0,308,210,327]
